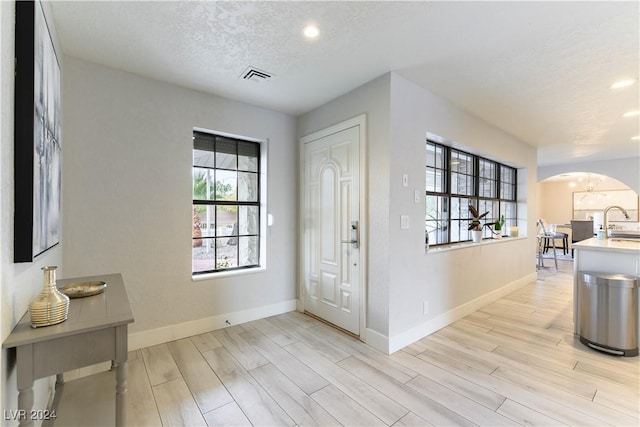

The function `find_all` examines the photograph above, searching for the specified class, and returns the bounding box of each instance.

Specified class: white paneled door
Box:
[302,122,362,336]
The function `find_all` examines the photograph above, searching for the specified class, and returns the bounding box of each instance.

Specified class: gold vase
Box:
[29,266,70,328]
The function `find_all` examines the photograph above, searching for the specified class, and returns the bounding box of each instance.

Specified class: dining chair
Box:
[543,224,569,255]
[537,219,558,269]
[570,220,594,258]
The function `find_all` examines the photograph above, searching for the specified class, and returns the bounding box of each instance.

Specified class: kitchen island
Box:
[572,238,640,354]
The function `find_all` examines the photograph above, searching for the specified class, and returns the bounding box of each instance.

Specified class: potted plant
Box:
[468,205,489,243]
[493,215,505,239]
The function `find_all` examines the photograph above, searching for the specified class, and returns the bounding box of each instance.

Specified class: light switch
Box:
[267,214,274,226]
[401,215,410,229]
[414,190,420,203]
[402,174,409,187]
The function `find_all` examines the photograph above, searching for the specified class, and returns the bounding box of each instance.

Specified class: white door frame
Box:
[299,114,368,340]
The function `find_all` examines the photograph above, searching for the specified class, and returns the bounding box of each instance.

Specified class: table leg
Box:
[115,360,128,427]
[17,385,34,427]
[16,345,34,427]
[536,237,544,269]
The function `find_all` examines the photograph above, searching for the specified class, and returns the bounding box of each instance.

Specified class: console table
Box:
[3,273,134,427]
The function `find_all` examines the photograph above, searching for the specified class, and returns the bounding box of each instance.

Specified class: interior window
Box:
[426,140,517,246]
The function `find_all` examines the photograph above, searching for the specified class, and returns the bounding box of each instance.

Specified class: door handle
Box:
[341,220,359,248]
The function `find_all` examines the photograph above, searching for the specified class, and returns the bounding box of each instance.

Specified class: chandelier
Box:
[573,174,608,204]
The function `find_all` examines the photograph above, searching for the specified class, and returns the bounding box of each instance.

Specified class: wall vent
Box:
[240,66,274,82]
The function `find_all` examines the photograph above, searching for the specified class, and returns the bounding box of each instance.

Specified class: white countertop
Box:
[573,237,640,254]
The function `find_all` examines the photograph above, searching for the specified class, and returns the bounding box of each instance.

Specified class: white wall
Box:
[297,74,392,336]
[539,157,640,194]
[299,72,537,353]
[61,57,298,344]
[1,1,63,422]
[386,74,537,350]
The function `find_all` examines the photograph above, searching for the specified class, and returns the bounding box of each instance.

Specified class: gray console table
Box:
[3,273,134,427]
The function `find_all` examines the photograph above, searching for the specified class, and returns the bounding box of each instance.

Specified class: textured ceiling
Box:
[49,1,639,167]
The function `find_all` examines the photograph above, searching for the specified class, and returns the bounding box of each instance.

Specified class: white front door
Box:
[301,120,363,336]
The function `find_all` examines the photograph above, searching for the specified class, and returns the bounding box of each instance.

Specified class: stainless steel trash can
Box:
[579,272,639,357]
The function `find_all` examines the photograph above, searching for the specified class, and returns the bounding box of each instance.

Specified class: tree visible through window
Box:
[192,130,261,274]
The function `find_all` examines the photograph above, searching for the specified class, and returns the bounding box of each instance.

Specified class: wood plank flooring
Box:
[52,261,639,426]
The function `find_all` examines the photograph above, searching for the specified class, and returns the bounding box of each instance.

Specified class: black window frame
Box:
[192,130,261,275]
[426,140,517,246]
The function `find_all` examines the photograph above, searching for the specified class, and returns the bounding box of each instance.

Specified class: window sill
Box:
[426,235,528,254]
[192,266,266,282]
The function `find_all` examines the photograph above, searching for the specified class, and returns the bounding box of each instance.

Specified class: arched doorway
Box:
[538,172,639,240]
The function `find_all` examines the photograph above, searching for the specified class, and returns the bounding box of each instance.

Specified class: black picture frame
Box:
[14,0,62,263]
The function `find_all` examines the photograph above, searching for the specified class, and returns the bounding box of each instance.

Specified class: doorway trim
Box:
[299,114,368,341]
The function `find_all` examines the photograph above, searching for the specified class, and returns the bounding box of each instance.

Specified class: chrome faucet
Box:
[603,205,630,238]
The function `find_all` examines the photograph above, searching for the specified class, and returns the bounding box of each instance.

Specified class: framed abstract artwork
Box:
[14,0,62,262]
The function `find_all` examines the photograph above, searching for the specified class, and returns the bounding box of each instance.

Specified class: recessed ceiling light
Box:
[632,135,640,140]
[303,24,319,39]
[622,111,640,117]
[610,79,636,89]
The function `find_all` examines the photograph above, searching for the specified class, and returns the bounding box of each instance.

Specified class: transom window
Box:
[192,130,261,274]
[426,140,517,246]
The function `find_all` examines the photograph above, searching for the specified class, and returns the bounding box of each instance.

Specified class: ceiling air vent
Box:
[240,66,274,82]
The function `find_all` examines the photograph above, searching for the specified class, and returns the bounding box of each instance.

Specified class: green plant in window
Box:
[217,256,230,269]
[193,172,210,214]
[468,204,490,231]
[215,181,233,199]
[216,181,237,213]
[193,172,208,198]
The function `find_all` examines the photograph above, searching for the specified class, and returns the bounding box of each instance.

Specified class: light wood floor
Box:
[50,260,639,426]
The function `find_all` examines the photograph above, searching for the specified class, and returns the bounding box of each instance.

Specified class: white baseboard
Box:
[363,328,389,354]
[369,273,537,354]
[129,273,535,354]
[128,299,297,350]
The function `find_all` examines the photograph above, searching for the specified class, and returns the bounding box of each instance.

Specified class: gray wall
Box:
[61,57,298,335]
[387,74,537,340]
[299,72,538,349]
[297,74,392,336]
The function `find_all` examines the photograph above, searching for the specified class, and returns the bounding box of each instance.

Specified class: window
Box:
[192,130,261,274]
[426,140,517,246]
